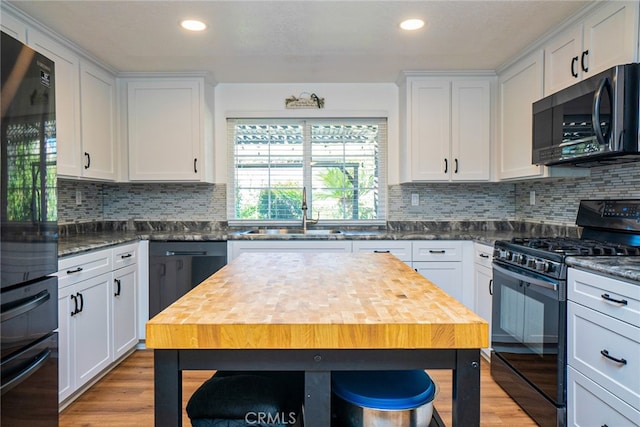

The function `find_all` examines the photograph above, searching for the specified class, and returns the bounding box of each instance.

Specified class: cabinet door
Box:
[451,80,491,181]
[128,80,202,181]
[79,61,116,180]
[568,301,640,408]
[112,264,138,360]
[73,273,112,390]
[567,366,640,427]
[583,1,639,78]
[544,24,583,96]
[474,263,493,357]
[58,285,74,403]
[414,261,463,303]
[28,30,82,177]
[498,50,545,180]
[410,79,451,181]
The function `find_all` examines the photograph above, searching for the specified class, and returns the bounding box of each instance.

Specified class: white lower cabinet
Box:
[227,240,352,261]
[351,240,412,267]
[567,268,640,424]
[112,263,138,360]
[473,243,493,358]
[56,243,139,405]
[568,366,640,427]
[412,241,466,306]
[414,261,463,301]
[58,271,112,403]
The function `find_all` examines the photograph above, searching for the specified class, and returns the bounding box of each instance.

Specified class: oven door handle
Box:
[0,348,52,394]
[493,264,558,291]
[0,290,51,323]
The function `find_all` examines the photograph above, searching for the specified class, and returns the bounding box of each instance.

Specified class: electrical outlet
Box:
[76,189,82,205]
[529,190,536,206]
[411,193,419,206]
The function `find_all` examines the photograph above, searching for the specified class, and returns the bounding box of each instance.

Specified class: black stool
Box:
[186,371,305,427]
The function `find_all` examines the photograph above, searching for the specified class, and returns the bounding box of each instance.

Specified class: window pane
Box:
[311,123,379,220]
[234,123,303,220]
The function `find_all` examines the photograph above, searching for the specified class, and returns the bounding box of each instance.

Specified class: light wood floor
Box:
[59,350,537,426]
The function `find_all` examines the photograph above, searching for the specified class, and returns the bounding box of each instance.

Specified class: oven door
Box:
[1,332,58,426]
[491,262,566,404]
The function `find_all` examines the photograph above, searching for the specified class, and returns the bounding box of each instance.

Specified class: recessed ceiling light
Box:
[400,19,425,31]
[180,19,207,32]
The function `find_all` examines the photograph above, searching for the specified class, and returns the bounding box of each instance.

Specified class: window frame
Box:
[227,117,387,226]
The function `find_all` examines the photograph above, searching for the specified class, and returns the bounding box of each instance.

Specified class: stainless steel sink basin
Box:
[242,228,342,235]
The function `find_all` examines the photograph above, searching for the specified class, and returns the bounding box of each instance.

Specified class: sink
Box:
[242,228,343,236]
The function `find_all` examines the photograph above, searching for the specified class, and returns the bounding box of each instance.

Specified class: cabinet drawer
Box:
[56,249,112,289]
[112,242,138,270]
[568,268,640,326]
[412,241,462,262]
[473,243,493,268]
[568,301,640,408]
[352,241,412,262]
[568,366,640,426]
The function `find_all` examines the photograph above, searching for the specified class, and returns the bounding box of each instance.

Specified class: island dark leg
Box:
[451,349,481,426]
[304,371,331,427]
[154,349,182,427]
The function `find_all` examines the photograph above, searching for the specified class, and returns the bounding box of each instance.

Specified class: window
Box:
[228,118,386,224]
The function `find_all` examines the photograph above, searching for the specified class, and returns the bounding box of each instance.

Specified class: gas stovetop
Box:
[509,237,640,256]
[493,199,640,280]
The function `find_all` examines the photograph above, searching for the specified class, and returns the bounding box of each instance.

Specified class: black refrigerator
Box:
[1,31,59,426]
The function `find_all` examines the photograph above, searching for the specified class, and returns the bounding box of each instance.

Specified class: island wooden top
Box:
[146,252,488,350]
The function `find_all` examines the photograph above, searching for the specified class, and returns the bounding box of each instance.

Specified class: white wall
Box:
[214,83,400,184]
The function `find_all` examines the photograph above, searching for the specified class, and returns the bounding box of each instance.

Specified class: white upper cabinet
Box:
[498,50,545,180]
[79,61,117,180]
[126,78,214,182]
[399,74,492,182]
[28,30,116,181]
[544,1,639,96]
[28,30,83,178]
[497,50,589,181]
[451,80,492,181]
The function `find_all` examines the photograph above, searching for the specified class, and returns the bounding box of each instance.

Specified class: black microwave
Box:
[532,63,640,166]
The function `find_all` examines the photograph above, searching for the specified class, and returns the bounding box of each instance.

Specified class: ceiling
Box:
[8,0,591,84]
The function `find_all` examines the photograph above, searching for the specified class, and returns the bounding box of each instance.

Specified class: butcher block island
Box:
[146,252,488,427]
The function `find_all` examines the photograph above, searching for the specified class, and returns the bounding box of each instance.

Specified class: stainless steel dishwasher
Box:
[148,241,227,318]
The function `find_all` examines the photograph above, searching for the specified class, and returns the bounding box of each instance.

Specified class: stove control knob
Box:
[535,260,549,272]
[527,258,537,268]
[515,254,526,264]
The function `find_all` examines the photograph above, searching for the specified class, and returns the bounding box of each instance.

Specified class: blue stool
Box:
[331,370,436,427]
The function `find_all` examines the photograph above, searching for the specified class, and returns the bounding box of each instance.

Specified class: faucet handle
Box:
[309,211,320,225]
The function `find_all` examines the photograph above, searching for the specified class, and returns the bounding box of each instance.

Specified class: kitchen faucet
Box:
[301,187,318,232]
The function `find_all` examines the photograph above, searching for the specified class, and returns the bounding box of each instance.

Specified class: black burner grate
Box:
[511,237,640,256]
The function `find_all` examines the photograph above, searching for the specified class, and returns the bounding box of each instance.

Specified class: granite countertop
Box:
[57,223,640,283]
[57,228,534,257]
[566,256,640,283]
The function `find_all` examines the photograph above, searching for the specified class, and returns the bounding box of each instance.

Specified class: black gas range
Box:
[490,199,640,427]
[494,236,640,281]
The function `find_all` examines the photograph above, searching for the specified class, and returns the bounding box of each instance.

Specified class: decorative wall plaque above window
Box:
[285,92,324,109]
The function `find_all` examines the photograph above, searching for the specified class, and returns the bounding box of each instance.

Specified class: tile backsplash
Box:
[58,162,640,227]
